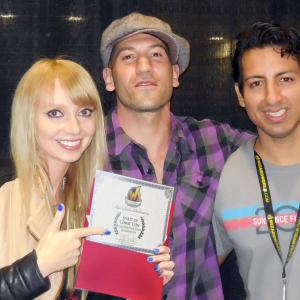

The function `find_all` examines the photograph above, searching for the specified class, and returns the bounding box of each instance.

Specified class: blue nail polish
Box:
[147,257,153,262]
[153,248,160,254]
[57,203,64,211]
[104,230,111,235]
[154,264,159,271]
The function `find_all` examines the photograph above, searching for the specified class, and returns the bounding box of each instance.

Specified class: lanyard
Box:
[254,150,300,300]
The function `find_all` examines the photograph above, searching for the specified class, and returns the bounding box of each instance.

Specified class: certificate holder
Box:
[75,171,175,300]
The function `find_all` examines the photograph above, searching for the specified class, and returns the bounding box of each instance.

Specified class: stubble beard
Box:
[118,97,171,113]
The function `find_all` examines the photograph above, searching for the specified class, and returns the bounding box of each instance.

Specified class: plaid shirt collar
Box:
[106,107,191,156]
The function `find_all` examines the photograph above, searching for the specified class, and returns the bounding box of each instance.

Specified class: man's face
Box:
[235,46,300,141]
[103,33,179,113]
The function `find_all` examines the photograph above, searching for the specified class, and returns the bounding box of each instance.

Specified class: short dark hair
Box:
[232,21,300,94]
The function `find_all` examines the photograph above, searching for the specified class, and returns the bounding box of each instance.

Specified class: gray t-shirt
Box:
[213,141,300,300]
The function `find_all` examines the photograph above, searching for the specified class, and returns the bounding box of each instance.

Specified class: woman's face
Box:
[35,79,96,172]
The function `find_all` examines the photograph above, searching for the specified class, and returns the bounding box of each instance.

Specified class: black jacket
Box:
[0,250,50,299]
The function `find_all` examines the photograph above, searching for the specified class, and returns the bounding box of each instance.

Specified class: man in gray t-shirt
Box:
[214,142,300,299]
[213,22,300,299]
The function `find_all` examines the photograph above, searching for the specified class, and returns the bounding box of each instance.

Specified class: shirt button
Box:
[146,167,152,175]
[163,294,168,299]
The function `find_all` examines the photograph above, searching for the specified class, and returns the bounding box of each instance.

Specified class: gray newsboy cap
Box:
[100,12,190,74]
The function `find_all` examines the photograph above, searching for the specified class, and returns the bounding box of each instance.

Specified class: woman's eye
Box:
[79,108,94,117]
[47,109,63,118]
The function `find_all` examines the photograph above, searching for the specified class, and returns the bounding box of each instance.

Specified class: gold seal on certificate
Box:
[87,171,174,254]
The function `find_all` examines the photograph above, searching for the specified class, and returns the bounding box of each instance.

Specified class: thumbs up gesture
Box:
[36,203,110,277]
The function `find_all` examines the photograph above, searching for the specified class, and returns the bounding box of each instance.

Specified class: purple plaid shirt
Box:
[105,108,253,300]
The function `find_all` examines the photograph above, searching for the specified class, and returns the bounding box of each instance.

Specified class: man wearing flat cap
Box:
[100,12,252,299]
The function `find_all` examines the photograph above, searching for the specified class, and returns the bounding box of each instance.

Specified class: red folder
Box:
[75,178,174,299]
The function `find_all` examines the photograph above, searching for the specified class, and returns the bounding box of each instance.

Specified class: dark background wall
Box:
[2,0,300,160]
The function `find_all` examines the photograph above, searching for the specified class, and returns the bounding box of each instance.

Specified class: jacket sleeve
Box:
[0,250,50,300]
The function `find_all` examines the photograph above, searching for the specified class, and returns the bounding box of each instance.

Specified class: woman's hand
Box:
[36,204,110,277]
[147,245,175,285]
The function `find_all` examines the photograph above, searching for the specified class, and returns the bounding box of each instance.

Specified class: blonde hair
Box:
[10,58,107,290]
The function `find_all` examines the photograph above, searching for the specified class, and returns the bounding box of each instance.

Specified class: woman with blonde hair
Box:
[0,57,109,299]
[0,58,174,299]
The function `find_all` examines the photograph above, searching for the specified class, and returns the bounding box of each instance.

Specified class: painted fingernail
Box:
[104,230,111,235]
[57,203,64,211]
[153,248,160,254]
[147,257,154,262]
[154,264,159,271]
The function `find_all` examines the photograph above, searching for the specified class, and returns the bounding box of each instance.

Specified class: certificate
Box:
[76,171,175,299]
[87,170,174,254]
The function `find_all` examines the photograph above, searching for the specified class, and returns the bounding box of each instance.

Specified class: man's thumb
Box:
[49,203,65,233]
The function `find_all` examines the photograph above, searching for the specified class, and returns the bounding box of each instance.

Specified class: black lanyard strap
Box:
[254,150,300,278]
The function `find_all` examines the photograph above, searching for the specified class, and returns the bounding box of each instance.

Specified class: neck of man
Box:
[117,103,171,183]
[254,130,300,166]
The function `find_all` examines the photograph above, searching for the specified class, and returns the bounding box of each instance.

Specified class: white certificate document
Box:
[87,170,174,254]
